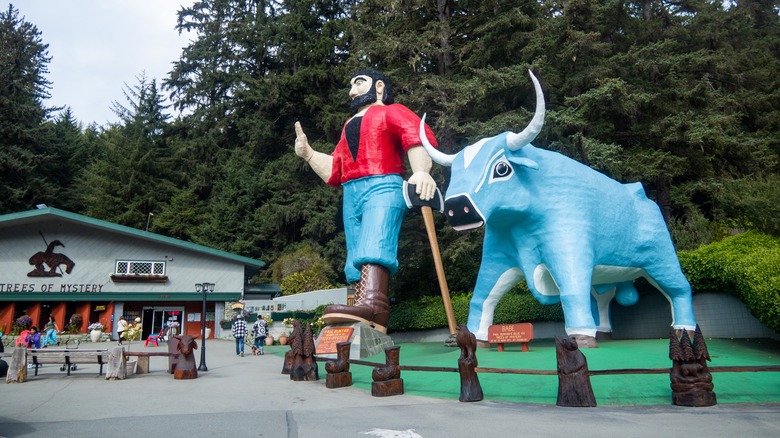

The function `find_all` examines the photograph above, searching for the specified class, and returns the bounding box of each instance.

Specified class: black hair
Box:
[352,69,394,104]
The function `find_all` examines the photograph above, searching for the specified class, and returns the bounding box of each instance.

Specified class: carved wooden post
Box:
[371,346,403,397]
[456,324,483,402]
[670,326,716,407]
[168,336,180,374]
[291,323,319,381]
[173,335,199,380]
[282,321,302,375]
[325,342,353,388]
[556,336,597,407]
[105,346,127,380]
[5,348,27,383]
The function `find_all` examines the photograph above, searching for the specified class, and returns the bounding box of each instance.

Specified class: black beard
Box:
[349,90,378,113]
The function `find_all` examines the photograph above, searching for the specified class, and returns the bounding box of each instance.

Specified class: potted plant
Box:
[66,314,83,334]
[204,321,214,339]
[311,317,326,336]
[280,317,295,345]
[12,315,33,336]
[88,322,104,342]
[264,316,274,345]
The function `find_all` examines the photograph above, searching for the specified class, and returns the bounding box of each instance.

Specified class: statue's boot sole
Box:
[322,313,387,334]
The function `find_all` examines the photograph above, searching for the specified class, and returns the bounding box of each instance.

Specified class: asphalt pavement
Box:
[1,339,778,438]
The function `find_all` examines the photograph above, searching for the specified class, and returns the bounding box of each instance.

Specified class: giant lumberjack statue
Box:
[294,69,439,333]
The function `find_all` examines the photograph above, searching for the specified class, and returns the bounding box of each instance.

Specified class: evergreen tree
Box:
[0,5,58,213]
[75,75,177,228]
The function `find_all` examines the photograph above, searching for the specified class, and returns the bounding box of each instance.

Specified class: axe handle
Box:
[421,206,457,335]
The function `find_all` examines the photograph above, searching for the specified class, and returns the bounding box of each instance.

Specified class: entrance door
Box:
[142,307,184,341]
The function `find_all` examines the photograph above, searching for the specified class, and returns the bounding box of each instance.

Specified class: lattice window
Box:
[114,260,166,276]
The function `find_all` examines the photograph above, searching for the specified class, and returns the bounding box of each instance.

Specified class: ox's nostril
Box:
[448,210,454,216]
[464,207,470,213]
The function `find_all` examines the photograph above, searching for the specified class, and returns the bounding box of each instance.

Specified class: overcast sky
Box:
[14,1,196,127]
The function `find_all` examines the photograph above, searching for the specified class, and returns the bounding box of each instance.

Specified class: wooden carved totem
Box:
[669,326,716,407]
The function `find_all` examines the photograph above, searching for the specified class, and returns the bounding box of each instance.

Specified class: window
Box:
[111,260,168,282]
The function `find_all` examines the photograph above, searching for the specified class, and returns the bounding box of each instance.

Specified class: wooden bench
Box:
[27,349,110,376]
[123,351,176,374]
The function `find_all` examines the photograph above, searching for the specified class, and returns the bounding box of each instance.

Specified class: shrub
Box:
[678,231,780,333]
[65,314,83,333]
[388,285,564,333]
[270,245,335,284]
[280,265,333,296]
[15,315,32,329]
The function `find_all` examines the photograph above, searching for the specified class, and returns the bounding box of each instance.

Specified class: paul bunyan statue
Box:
[294,69,439,333]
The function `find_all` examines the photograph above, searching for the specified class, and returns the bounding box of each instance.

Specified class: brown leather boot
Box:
[323,263,390,333]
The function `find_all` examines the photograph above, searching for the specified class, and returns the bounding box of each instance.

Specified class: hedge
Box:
[678,231,780,333]
[388,288,564,333]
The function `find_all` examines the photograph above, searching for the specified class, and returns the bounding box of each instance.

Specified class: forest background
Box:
[2,0,779,303]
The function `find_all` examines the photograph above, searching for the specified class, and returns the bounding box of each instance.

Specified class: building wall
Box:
[611,292,778,340]
[270,287,349,312]
[0,217,249,340]
[0,220,245,294]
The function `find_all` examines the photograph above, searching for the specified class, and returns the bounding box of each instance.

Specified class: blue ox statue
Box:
[419,71,696,347]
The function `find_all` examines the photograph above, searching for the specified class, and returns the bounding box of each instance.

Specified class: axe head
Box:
[403,181,444,213]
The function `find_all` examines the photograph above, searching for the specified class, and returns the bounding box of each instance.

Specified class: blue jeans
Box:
[254,336,266,349]
[342,175,406,283]
[235,337,245,355]
[43,329,57,346]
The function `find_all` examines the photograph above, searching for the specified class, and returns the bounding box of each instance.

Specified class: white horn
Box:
[419,113,454,167]
[506,70,545,151]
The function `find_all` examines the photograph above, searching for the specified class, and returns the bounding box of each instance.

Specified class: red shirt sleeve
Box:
[326,104,438,187]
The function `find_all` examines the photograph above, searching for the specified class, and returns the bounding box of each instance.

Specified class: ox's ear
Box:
[507,156,539,170]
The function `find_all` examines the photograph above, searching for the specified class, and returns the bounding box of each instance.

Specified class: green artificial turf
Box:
[342,338,780,406]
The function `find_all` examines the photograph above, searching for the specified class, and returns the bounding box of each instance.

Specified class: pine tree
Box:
[0,5,58,213]
[75,75,177,228]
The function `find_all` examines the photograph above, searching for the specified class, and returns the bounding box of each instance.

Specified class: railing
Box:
[310,326,780,407]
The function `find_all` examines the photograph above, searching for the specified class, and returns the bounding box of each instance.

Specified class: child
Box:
[26,326,42,349]
[252,316,268,355]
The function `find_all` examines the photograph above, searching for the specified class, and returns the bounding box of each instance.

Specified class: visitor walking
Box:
[116,316,128,345]
[252,316,268,355]
[232,314,247,357]
[42,315,59,347]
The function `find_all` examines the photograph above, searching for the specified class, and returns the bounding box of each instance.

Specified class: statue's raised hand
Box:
[294,122,313,161]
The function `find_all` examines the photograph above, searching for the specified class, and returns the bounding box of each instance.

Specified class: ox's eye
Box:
[488,157,513,184]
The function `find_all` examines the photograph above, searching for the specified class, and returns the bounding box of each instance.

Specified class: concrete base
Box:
[316,322,394,360]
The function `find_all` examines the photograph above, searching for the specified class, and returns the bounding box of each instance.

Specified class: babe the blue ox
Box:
[419,71,696,347]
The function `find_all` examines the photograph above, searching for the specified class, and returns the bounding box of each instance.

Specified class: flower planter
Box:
[278,335,288,346]
[265,336,274,346]
[205,327,212,339]
[90,330,102,343]
[126,360,137,376]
